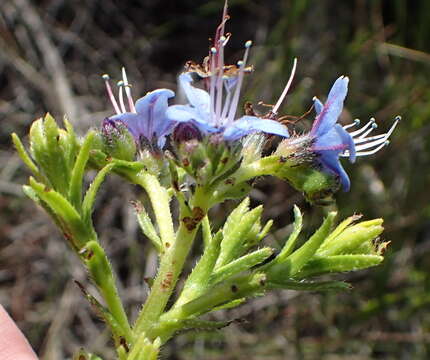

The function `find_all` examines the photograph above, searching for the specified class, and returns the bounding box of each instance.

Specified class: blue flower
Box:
[166,37,289,141]
[310,76,400,191]
[103,69,175,149]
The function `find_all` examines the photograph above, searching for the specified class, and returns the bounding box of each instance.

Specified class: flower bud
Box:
[317,217,386,256]
[101,118,136,161]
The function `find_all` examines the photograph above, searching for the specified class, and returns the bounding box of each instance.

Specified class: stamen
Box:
[349,117,376,137]
[226,40,252,125]
[357,121,378,139]
[342,140,389,157]
[122,67,136,113]
[220,77,233,121]
[343,118,360,130]
[102,74,121,115]
[209,47,217,120]
[341,116,400,157]
[215,36,226,125]
[271,57,298,115]
[117,80,127,113]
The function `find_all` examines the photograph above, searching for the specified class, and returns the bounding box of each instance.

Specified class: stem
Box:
[133,172,175,248]
[153,272,266,342]
[211,155,283,204]
[133,186,210,337]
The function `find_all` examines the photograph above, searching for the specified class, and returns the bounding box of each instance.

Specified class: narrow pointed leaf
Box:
[297,254,384,278]
[277,205,303,261]
[132,200,162,252]
[175,230,223,307]
[82,163,116,225]
[69,131,95,211]
[211,247,274,285]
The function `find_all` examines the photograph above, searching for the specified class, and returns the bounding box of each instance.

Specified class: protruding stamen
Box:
[214,34,228,125]
[122,67,136,113]
[357,121,378,139]
[117,80,127,113]
[209,48,217,119]
[220,82,233,121]
[271,57,298,116]
[342,116,399,158]
[349,117,376,137]
[343,118,360,130]
[103,74,121,115]
[353,140,390,157]
[226,41,252,125]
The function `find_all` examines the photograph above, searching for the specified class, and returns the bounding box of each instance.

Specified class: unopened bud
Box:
[101,118,136,161]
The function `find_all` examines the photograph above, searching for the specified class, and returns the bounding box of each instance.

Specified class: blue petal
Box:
[318,150,351,192]
[223,116,290,141]
[166,104,202,122]
[135,89,175,138]
[166,105,219,134]
[313,96,324,115]
[109,113,142,140]
[334,124,356,163]
[179,73,211,116]
[311,76,349,136]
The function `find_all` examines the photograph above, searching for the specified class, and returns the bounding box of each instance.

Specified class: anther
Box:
[395,115,402,121]
[371,123,378,129]
[354,119,361,126]
[117,80,124,87]
[237,60,244,67]
[245,40,252,48]
[211,47,217,54]
[102,74,110,81]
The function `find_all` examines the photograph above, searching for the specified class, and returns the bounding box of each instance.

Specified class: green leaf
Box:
[29,177,93,248]
[82,241,132,343]
[68,131,95,211]
[268,279,351,292]
[43,113,70,193]
[211,247,274,285]
[216,205,263,268]
[297,254,384,278]
[74,280,126,344]
[201,215,212,249]
[277,205,303,261]
[11,133,45,182]
[317,221,384,256]
[82,162,116,226]
[132,200,162,252]
[223,197,250,236]
[212,298,246,311]
[127,333,160,360]
[268,212,336,279]
[174,230,223,307]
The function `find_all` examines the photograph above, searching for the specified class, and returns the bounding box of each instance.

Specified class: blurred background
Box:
[1,0,429,359]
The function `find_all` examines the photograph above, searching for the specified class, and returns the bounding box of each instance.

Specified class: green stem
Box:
[84,241,133,344]
[211,155,284,204]
[153,272,266,342]
[133,186,209,337]
[133,172,175,248]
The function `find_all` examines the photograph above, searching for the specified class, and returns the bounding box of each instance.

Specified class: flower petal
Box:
[311,76,349,136]
[109,113,142,140]
[223,116,290,141]
[179,73,211,115]
[318,150,351,192]
[334,124,356,163]
[313,96,324,115]
[135,89,175,138]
